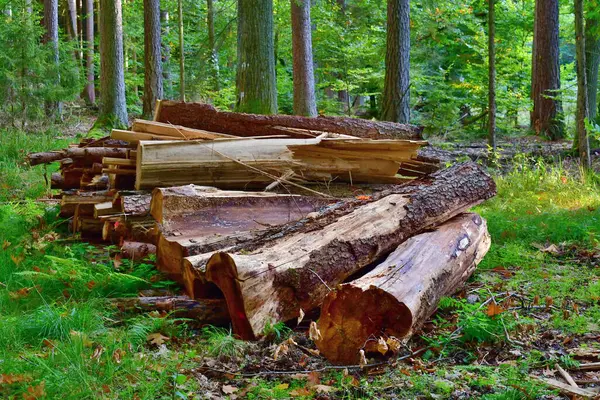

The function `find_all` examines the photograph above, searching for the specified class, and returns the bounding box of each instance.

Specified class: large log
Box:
[109,296,230,325]
[156,100,423,140]
[186,162,495,340]
[315,213,491,364]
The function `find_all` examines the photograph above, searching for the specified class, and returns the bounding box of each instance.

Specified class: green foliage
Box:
[262,320,292,343]
[201,326,247,359]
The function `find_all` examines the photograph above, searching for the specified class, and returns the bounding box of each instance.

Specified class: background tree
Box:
[575,0,591,168]
[83,0,95,105]
[97,0,128,128]
[142,0,163,118]
[290,0,317,117]
[488,0,496,150]
[177,0,185,101]
[381,0,410,123]
[585,6,599,123]
[236,0,277,114]
[207,0,219,93]
[531,0,564,140]
[43,0,62,117]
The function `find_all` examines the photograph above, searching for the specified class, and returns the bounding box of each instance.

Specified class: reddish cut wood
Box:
[315,213,491,364]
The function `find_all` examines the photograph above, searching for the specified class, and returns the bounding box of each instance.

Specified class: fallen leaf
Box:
[290,388,312,397]
[313,384,335,394]
[0,374,31,384]
[355,195,372,201]
[308,321,322,341]
[9,287,32,300]
[376,337,388,355]
[307,348,320,356]
[273,342,289,361]
[359,350,367,368]
[113,349,125,364]
[147,333,169,346]
[22,381,45,400]
[386,337,402,353]
[486,301,504,317]
[3,240,11,250]
[10,253,25,266]
[275,383,289,390]
[42,339,55,349]
[222,385,238,394]
[297,308,305,325]
[86,281,96,290]
[307,371,321,386]
[545,296,554,310]
[91,345,104,361]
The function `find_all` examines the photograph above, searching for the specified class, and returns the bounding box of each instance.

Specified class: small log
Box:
[27,151,66,166]
[65,147,129,164]
[315,213,491,364]
[109,296,230,325]
[188,162,496,340]
[156,100,423,140]
[556,364,579,388]
[119,193,151,215]
[102,156,137,167]
[121,241,157,260]
[79,218,104,239]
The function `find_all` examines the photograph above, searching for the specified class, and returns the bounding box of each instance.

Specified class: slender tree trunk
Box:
[291,0,317,117]
[177,0,185,101]
[381,0,410,123]
[207,0,220,92]
[575,0,591,169]
[83,0,95,104]
[43,0,62,118]
[530,0,564,140]
[488,0,496,150]
[143,0,163,119]
[236,0,277,114]
[67,0,78,42]
[97,0,128,128]
[336,0,349,114]
[161,9,172,98]
[585,17,599,123]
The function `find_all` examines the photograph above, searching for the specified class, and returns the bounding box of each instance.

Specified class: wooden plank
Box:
[103,157,137,167]
[132,119,235,140]
[111,129,186,143]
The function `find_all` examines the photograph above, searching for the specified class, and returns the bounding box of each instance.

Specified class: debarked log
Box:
[315,212,491,364]
[187,162,496,340]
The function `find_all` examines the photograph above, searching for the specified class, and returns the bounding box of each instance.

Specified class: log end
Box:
[316,285,412,365]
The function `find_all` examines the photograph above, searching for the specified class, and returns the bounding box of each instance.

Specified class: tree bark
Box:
[575,0,591,169]
[43,0,62,118]
[177,0,185,101]
[142,0,163,119]
[186,162,496,340]
[207,0,219,92]
[161,9,172,98]
[381,0,410,123]
[67,0,78,44]
[97,0,128,128]
[531,0,564,140]
[236,0,278,114]
[316,213,490,364]
[121,241,157,260]
[585,17,599,123]
[83,0,95,104]
[291,0,317,117]
[488,0,496,151]
[156,100,423,139]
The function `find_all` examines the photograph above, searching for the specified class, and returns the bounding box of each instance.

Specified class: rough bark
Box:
[236,0,277,114]
[316,213,490,364]
[531,0,564,140]
[121,241,157,260]
[381,0,410,123]
[488,0,496,151]
[27,147,128,166]
[160,9,172,98]
[98,0,128,128]
[177,0,185,101]
[43,0,62,117]
[142,0,163,119]
[207,0,219,92]
[83,0,95,104]
[575,0,591,169]
[118,194,151,215]
[291,0,317,117]
[110,296,229,324]
[186,162,496,340]
[156,101,423,139]
[585,17,600,123]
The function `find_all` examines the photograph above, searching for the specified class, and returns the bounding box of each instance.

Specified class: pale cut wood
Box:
[103,168,136,176]
[111,129,186,143]
[132,119,235,139]
[94,202,118,218]
[184,163,496,340]
[315,213,490,364]
[102,156,137,167]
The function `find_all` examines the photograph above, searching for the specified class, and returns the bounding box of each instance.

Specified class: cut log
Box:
[27,151,67,166]
[132,119,235,140]
[121,241,157,260]
[185,162,495,340]
[118,193,151,216]
[94,201,118,218]
[109,296,230,325]
[315,213,491,364]
[155,100,423,140]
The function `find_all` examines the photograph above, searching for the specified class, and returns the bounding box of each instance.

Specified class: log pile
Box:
[26,103,498,365]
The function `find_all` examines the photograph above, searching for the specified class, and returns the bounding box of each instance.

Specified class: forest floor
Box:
[1,123,600,399]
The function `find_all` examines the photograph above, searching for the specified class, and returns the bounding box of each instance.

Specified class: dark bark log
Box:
[206,0,219,92]
[531,0,564,139]
[83,0,95,104]
[488,0,496,151]
[575,0,591,168]
[97,0,128,128]
[109,296,229,324]
[381,0,410,123]
[291,0,317,117]
[316,213,490,364]
[156,101,423,139]
[187,162,496,340]
[143,0,163,119]
[121,241,157,260]
[236,0,277,114]
[585,17,600,123]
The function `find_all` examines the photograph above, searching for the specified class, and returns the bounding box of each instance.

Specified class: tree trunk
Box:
[488,0,496,150]
[177,0,185,101]
[316,213,490,364]
[291,0,317,117]
[161,9,172,98]
[187,162,496,340]
[142,0,163,119]
[43,0,62,118]
[97,0,128,128]
[121,241,157,260]
[83,0,95,104]
[381,0,410,123]
[575,0,591,169]
[585,17,599,123]
[236,0,277,114]
[67,0,78,43]
[531,0,564,140]
[207,0,219,92]
[155,100,423,139]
